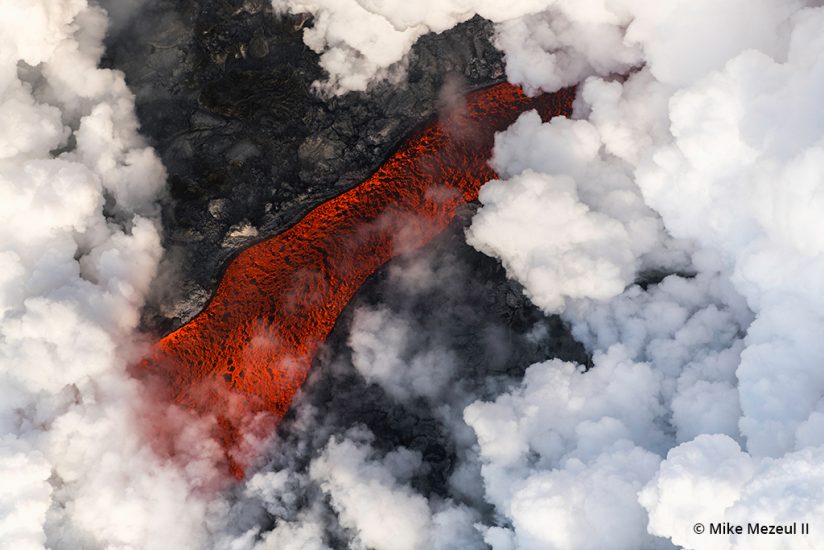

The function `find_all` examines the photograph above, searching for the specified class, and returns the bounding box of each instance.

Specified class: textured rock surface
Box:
[104,0,505,333]
[106,3,592,536]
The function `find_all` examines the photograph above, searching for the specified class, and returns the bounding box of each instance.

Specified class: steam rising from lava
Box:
[268,1,824,549]
[0,1,214,548]
[6,0,824,549]
[138,82,575,476]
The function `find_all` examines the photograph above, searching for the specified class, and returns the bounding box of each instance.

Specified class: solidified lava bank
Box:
[139,83,575,465]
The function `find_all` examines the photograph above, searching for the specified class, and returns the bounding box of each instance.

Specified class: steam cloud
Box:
[264,1,824,549]
[6,1,824,549]
[0,2,232,548]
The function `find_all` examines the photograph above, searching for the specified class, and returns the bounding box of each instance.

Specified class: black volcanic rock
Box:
[104,0,504,333]
[107,6,592,542]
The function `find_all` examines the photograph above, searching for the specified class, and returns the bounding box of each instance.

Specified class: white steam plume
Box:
[273,0,824,549]
[477,3,824,549]
[8,0,823,548]
[0,2,234,548]
[310,428,483,550]
[272,0,641,95]
[350,306,457,402]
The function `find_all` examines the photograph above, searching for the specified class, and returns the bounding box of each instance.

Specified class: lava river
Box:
[138,82,575,475]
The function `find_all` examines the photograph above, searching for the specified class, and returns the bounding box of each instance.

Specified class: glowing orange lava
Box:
[138,83,575,476]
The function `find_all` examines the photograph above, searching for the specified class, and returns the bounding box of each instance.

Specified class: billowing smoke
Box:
[8,1,824,549]
[0,2,230,548]
[259,1,824,549]
[273,0,642,96]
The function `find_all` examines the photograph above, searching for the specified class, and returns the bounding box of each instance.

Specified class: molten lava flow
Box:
[139,83,575,476]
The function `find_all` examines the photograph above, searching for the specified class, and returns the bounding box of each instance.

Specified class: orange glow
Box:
[138,83,575,476]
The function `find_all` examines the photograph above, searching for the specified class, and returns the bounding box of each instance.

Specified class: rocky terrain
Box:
[104,0,506,333]
[108,3,590,539]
